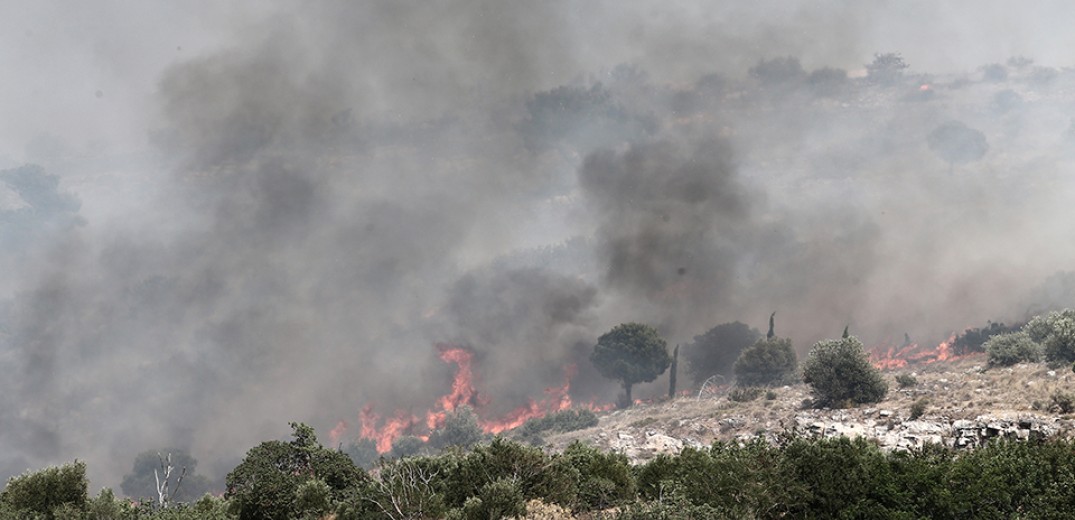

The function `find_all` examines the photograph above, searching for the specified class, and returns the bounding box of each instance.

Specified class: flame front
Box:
[349,346,610,453]
[870,334,964,369]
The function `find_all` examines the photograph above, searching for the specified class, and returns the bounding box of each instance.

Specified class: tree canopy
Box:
[591,323,671,406]
[684,321,761,385]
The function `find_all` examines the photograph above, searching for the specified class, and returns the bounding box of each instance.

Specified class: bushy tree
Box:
[927,120,988,172]
[591,323,671,406]
[225,422,368,520]
[684,321,761,385]
[952,320,1023,355]
[1024,309,1075,364]
[428,407,484,451]
[985,331,1042,367]
[802,335,887,407]
[0,461,88,519]
[866,52,909,85]
[733,336,797,386]
[560,442,635,511]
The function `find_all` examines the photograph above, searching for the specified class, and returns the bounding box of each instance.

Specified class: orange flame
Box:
[328,420,348,447]
[869,334,966,369]
[352,347,612,453]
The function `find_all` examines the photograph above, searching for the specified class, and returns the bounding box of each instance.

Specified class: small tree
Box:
[866,52,909,85]
[591,323,671,406]
[927,121,989,173]
[734,336,797,386]
[802,335,887,407]
[225,422,368,520]
[684,322,761,385]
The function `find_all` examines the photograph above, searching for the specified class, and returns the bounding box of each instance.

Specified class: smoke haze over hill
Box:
[3,0,1075,489]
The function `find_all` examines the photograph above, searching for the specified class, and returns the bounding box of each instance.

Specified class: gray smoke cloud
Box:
[3,0,1075,491]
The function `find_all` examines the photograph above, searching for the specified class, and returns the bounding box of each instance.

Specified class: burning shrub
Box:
[684,321,761,385]
[428,407,485,451]
[591,323,671,406]
[1024,309,1075,364]
[984,331,1042,367]
[802,336,888,408]
[0,461,88,519]
[733,336,797,387]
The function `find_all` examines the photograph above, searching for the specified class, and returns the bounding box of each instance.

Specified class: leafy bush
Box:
[390,435,426,459]
[909,398,929,420]
[952,321,1023,355]
[684,322,761,384]
[1051,391,1075,414]
[428,407,485,451]
[225,423,368,520]
[896,373,918,388]
[457,479,527,520]
[984,331,1042,367]
[0,461,88,519]
[517,409,599,440]
[802,336,888,407]
[561,442,635,511]
[1024,309,1075,363]
[728,386,763,402]
[733,336,797,386]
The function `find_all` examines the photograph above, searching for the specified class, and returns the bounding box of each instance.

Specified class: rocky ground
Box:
[544,357,1075,463]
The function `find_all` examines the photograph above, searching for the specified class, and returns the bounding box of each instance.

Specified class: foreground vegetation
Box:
[10,424,1075,519]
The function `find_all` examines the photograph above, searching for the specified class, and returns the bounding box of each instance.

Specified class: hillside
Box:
[543,356,1075,462]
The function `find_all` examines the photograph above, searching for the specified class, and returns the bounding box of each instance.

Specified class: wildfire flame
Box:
[869,334,966,369]
[341,344,612,453]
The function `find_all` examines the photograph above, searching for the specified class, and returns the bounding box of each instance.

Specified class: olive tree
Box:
[802,335,887,408]
[591,323,671,406]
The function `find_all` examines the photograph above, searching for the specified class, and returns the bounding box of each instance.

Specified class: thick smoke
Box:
[4,0,1075,491]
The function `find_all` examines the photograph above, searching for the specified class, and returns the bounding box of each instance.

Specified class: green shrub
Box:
[390,435,426,459]
[561,442,635,511]
[985,331,1042,367]
[728,386,763,402]
[428,407,485,451]
[952,321,1023,355]
[225,423,368,520]
[517,409,599,440]
[895,373,918,388]
[0,461,88,519]
[733,336,797,386]
[1051,391,1075,413]
[802,336,887,407]
[909,398,929,420]
[445,438,577,509]
[458,479,527,520]
[1024,310,1075,363]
